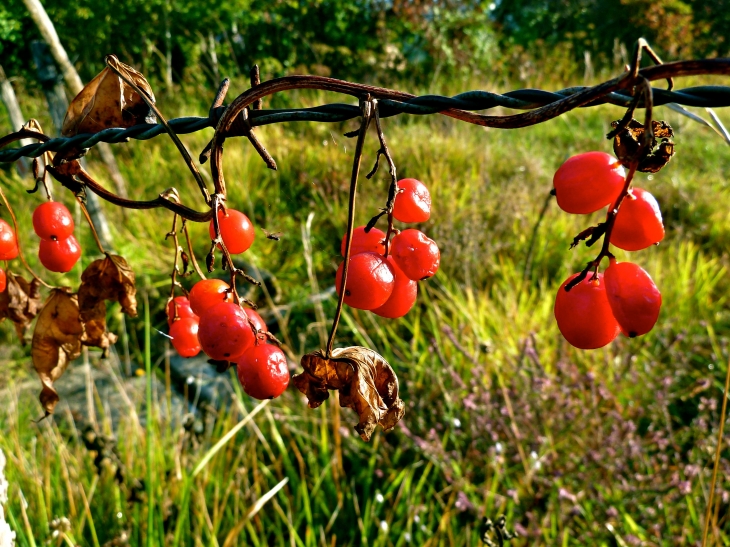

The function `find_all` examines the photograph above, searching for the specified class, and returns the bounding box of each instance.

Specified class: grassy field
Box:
[1,73,730,545]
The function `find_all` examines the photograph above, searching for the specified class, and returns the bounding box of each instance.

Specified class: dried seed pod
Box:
[611,118,675,173]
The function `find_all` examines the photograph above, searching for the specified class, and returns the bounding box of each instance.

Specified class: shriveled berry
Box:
[390,229,440,280]
[372,257,418,318]
[32,201,75,240]
[335,252,395,310]
[188,279,232,316]
[208,208,255,254]
[393,178,431,223]
[0,219,18,260]
[340,226,386,257]
[553,152,626,214]
[170,317,201,358]
[166,296,196,327]
[197,302,256,360]
[0,268,6,292]
[610,188,664,251]
[38,235,81,273]
[554,272,620,349]
[236,344,290,399]
[605,260,661,337]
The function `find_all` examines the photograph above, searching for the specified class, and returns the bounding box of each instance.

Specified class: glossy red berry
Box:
[610,188,665,251]
[236,344,290,399]
[169,317,201,358]
[0,268,6,292]
[335,252,395,310]
[393,178,431,223]
[605,260,661,338]
[188,279,232,316]
[372,257,418,318]
[0,219,18,260]
[166,296,196,327]
[554,272,620,349]
[340,226,386,257]
[245,308,267,334]
[390,229,440,281]
[208,208,255,254]
[553,152,626,214]
[197,302,256,360]
[32,201,75,240]
[38,235,81,272]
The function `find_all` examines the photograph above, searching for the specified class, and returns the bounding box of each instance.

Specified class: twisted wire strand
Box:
[2,84,729,163]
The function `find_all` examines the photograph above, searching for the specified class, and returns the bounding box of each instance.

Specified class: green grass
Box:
[1,73,730,545]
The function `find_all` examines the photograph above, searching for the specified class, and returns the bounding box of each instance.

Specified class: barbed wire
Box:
[2,84,729,163]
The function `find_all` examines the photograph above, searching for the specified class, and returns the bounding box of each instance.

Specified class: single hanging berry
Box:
[208,208,255,254]
[610,188,664,251]
[553,152,626,214]
[604,260,661,337]
[32,201,75,240]
[169,317,201,358]
[554,272,620,349]
[335,252,395,310]
[390,229,440,281]
[188,279,233,316]
[166,296,197,327]
[0,219,18,260]
[340,226,386,256]
[393,178,431,223]
[38,235,81,273]
[197,302,256,360]
[237,343,290,399]
[372,256,418,318]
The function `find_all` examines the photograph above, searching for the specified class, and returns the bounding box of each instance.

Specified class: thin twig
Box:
[76,197,106,254]
[325,97,373,357]
[182,220,206,280]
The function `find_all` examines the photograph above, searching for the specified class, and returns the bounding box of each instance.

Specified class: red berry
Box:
[605,260,661,338]
[0,219,18,260]
[208,208,255,254]
[372,257,418,318]
[169,317,201,358]
[393,178,431,223]
[236,344,290,399]
[340,226,386,257]
[390,229,440,281]
[166,296,196,327]
[0,268,6,292]
[197,302,256,360]
[188,279,232,316]
[335,252,395,310]
[554,272,620,349]
[553,152,626,214]
[38,235,81,272]
[610,188,665,251]
[245,308,267,334]
[32,201,75,240]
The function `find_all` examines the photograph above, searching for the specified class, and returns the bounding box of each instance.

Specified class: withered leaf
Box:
[612,118,675,173]
[79,254,137,318]
[61,63,156,137]
[80,300,118,356]
[31,289,84,415]
[293,346,405,441]
[0,272,42,343]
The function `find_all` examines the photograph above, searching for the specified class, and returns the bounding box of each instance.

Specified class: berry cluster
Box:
[553,152,663,349]
[166,208,290,400]
[32,202,81,273]
[0,218,18,289]
[336,178,440,318]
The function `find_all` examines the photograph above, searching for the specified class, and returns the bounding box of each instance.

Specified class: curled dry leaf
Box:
[293,346,405,441]
[79,254,137,317]
[0,272,42,343]
[62,63,156,137]
[31,289,84,415]
[612,118,675,173]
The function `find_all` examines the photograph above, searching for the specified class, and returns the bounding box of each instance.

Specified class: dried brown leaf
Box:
[293,346,405,441]
[31,289,84,415]
[79,254,137,318]
[612,118,675,173]
[0,272,42,343]
[61,64,156,137]
[80,300,118,356]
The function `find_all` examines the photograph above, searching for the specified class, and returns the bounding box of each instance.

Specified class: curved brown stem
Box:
[182,221,206,280]
[76,197,106,254]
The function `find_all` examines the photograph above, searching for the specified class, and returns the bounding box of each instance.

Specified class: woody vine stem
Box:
[1,40,730,540]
